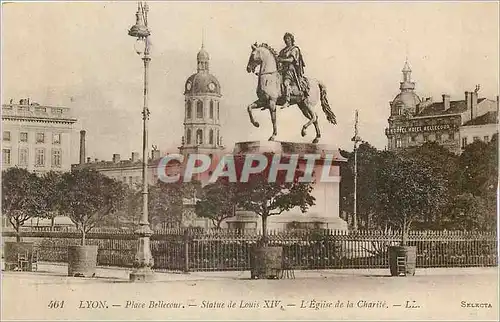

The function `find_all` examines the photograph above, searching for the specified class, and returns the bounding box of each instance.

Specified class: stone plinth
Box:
[227,141,348,231]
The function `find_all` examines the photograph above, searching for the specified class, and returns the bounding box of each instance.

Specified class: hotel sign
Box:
[386,124,456,135]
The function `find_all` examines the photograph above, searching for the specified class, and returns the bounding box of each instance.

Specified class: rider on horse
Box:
[277,32,309,108]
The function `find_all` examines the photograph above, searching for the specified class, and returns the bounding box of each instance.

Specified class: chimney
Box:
[471,89,478,119]
[79,130,86,165]
[465,91,471,110]
[442,94,450,110]
[87,157,91,163]
[131,152,140,162]
[112,154,121,163]
[151,149,161,160]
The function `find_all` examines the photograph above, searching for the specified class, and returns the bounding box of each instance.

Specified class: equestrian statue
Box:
[246,32,337,143]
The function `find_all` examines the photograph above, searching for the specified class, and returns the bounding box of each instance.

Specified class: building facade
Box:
[2,98,77,173]
[385,61,498,154]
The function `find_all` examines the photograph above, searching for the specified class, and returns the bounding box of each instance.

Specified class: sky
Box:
[2,1,499,163]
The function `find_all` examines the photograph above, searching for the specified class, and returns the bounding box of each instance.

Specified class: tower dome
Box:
[391,59,421,115]
[184,44,221,96]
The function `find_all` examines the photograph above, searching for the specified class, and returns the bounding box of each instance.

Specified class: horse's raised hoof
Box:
[312,138,319,144]
[252,122,260,128]
[301,128,306,137]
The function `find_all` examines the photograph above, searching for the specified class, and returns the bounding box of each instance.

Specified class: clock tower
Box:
[180,43,224,158]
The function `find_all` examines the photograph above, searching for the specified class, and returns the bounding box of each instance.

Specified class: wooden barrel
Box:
[67,245,98,277]
[389,245,417,276]
[251,246,283,279]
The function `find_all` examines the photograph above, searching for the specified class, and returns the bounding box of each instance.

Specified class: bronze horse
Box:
[246,43,337,143]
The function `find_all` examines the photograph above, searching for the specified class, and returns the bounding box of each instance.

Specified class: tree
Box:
[145,180,202,229]
[195,179,238,228]
[2,168,48,241]
[58,169,127,245]
[234,154,315,244]
[442,193,496,232]
[457,136,498,206]
[340,142,381,229]
[374,152,448,244]
[399,142,460,227]
[39,171,64,229]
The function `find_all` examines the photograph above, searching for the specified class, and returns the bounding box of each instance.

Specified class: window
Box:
[217,129,220,145]
[473,136,480,142]
[186,129,192,144]
[20,132,28,142]
[217,103,220,120]
[396,138,402,148]
[484,136,489,142]
[2,149,11,164]
[196,101,203,118]
[52,133,61,145]
[410,136,416,142]
[35,148,45,166]
[19,148,28,166]
[3,131,10,141]
[449,132,455,140]
[129,176,133,185]
[51,149,61,167]
[196,129,203,145]
[52,108,63,114]
[209,129,214,144]
[36,132,45,143]
[462,137,468,148]
[436,133,442,141]
[186,101,192,119]
[123,177,127,183]
[210,101,214,119]
[423,135,428,142]
[35,106,46,113]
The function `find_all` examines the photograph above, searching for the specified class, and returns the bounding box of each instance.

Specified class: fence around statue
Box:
[2,228,497,272]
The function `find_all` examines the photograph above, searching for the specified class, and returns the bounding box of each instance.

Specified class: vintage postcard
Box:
[1,1,499,321]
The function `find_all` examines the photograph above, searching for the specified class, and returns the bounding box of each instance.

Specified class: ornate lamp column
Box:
[351,110,362,231]
[128,1,154,282]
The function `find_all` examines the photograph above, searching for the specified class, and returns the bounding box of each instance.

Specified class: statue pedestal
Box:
[226,141,348,231]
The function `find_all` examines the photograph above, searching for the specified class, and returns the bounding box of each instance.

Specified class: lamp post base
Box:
[129,225,155,282]
[129,267,155,282]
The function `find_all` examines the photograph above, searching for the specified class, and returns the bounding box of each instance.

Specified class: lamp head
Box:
[128,5,150,38]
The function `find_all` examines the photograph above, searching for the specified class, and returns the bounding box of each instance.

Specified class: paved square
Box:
[2,264,498,320]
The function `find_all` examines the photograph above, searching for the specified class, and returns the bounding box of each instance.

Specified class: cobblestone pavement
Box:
[2,264,498,321]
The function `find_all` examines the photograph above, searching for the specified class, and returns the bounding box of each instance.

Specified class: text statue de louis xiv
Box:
[246,32,337,143]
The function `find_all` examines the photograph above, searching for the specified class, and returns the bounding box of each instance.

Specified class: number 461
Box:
[48,300,65,309]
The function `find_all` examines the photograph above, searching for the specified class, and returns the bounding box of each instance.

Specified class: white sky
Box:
[2,1,499,163]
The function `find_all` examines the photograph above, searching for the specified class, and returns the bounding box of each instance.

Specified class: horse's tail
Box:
[318,81,337,125]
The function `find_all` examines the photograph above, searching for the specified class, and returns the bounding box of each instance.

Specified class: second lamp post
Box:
[128,1,154,282]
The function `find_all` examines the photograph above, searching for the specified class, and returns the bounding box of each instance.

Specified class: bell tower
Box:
[179,43,224,159]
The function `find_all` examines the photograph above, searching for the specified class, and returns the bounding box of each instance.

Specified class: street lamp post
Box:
[351,110,362,231]
[128,1,154,282]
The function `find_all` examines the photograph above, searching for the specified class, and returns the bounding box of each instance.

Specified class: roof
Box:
[417,98,488,117]
[417,100,467,116]
[463,111,498,126]
[184,72,221,96]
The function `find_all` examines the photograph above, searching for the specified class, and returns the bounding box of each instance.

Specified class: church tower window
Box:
[186,129,192,144]
[196,129,203,145]
[210,100,214,119]
[186,101,192,119]
[209,129,214,144]
[196,101,203,118]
